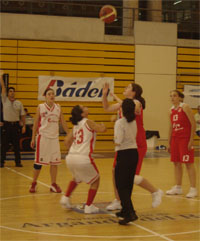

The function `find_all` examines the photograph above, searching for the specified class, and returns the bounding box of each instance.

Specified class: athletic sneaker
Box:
[60,195,72,208]
[84,204,99,214]
[166,185,183,195]
[106,199,122,211]
[186,187,198,198]
[29,182,37,193]
[118,213,138,225]
[50,183,62,193]
[152,189,163,208]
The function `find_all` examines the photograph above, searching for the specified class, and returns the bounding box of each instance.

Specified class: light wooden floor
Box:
[0,151,199,241]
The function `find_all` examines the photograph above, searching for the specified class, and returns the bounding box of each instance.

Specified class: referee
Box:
[0,73,26,168]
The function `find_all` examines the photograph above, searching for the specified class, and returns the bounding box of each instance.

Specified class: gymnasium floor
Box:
[0,150,199,241]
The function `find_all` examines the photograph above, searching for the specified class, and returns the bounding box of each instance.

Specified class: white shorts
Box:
[35,135,61,165]
[66,154,99,184]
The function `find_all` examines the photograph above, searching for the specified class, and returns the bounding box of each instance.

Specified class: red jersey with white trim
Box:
[38,103,61,138]
[171,103,191,138]
[69,118,96,157]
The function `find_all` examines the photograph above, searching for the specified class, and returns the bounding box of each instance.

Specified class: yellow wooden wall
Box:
[0,39,135,151]
[177,47,200,144]
[1,40,199,150]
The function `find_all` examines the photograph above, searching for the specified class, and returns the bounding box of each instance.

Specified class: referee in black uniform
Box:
[0,73,26,168]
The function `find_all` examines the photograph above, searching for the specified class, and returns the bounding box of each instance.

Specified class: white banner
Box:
[38,76,114,101]
[184,85,200,108]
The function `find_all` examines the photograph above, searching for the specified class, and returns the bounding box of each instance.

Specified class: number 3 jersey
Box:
[69,118,96,157]
[170,103,191,138]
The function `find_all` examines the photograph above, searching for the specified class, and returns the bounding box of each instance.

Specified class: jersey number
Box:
[75,129,84,144]
[173,114,178,121]
[182,155,190,162]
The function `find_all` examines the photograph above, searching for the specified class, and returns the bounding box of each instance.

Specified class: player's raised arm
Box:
[102,83,120,112]
[86,119,107,133]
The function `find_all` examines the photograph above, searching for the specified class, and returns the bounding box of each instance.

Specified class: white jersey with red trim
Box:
[38,103,61,138]
[69,118,96,157]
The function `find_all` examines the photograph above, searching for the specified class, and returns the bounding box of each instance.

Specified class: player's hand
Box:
[30,139,35,149]
[188,140,194,151]
[103,83,109,96]
[22,126,26,134]
[167,146,171,153]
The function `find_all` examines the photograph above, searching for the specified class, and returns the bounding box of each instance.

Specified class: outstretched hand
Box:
[103,83,109,96]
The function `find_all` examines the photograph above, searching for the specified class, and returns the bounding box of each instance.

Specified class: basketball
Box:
[99,5,117,24]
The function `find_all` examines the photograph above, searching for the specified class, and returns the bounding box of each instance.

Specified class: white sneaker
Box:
[186,187,198,198]
[60,195,72,209]
[152,189,163,208]
[166,186,183,195]
[84,204,99,214]
[106,199,122,211]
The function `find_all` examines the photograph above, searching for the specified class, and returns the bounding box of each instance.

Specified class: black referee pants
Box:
[115,148,138,218]
[1,122,21,166]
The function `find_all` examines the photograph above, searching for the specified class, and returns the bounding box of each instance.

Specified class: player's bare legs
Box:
[49,165,62,193]
[107,171,163,210]
[29,164,42,193]
[166,162,183,195]
[32,169,41,183]
[174,162,183,185]
[185,163,196,187]
[185,163,197,198]
[84,177,100,213]
[138,178,158,193]
[50,165,57,184]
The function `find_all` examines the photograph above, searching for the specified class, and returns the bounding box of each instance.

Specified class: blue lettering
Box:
[88,88,98,98]
[63,88,76,97]
[56,80,64,96]
[75,81,92,97]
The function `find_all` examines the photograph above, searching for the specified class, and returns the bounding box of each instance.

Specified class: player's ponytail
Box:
[131,83,146,110]
[122,98,136,123]
[70,105,83,125]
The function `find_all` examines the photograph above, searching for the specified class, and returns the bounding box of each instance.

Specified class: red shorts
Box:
[170,136,194,163]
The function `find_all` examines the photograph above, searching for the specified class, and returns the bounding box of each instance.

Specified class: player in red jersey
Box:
[102,83,163,210]
[166,90,197,198]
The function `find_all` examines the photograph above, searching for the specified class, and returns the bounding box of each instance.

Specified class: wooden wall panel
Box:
[0,39,135,146]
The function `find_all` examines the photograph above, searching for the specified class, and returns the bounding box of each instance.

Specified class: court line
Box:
[4,167,200,202]
[1,225,199,240]
[0,193,51,201]
[5,167,51,188]
[0,225,156,239]
[5,166,173,241]
[1,167,199,240]
[164,230,200,237]
[109,213,173,241]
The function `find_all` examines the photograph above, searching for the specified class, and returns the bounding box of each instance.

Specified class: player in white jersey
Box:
[29,88,68,193]
[60,105,106,214]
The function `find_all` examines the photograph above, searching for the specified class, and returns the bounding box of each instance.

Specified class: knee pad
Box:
[34,164,42,170]
[134,175,143,185]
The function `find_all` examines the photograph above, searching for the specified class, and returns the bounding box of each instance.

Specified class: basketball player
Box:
[166,90,197,198]
[29,88,68,193]
[114,98,138,225]
[60,105,106,214]
[102,83,163,211]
